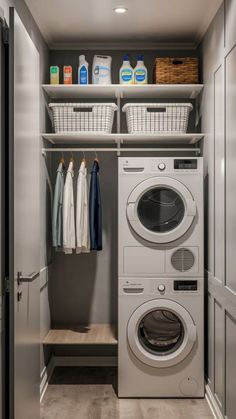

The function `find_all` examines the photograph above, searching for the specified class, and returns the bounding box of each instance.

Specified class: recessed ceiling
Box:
[25,0,223,49]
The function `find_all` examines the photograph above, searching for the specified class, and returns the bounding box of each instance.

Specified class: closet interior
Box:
[41,49,203,357]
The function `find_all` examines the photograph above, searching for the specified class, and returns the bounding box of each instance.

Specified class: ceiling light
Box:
[113,7,128,14]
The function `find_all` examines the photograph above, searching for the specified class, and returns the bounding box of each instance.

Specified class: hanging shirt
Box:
[63,161,76,254]
[89,160,102,251]
[76,160,90,253]
[52,162,64,249]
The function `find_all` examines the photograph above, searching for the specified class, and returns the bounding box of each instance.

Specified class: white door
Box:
[127,177,196,243]
[9,8,40,419]
[127,299,196,368]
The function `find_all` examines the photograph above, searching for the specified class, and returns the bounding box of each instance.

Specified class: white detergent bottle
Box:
[78,55,89,84]
[134,55,148,84]
[119,55,134,84]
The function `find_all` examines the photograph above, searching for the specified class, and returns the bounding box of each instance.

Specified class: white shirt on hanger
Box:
[63,160,76,254]
[76,160,90,253]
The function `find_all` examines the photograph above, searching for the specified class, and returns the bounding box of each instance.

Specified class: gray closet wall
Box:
[0,0,50,378]
[201,2,236,418]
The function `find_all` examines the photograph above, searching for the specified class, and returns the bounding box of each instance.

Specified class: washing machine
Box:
[118,157,203,277]
[118,277,204,398]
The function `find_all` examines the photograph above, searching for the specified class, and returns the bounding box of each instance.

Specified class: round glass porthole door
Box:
[137,187,185,233]
[127,299,196,368]
[138,309,184,356]
[127,177,196,244]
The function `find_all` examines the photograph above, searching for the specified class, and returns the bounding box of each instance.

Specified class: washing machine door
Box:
[127,177,196,243]
[127,299,196,368]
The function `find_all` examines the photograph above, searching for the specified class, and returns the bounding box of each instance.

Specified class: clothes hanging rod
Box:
[42,148,201,153]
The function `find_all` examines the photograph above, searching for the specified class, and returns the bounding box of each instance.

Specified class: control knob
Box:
[158,284,165,292]
[158,162,166,171]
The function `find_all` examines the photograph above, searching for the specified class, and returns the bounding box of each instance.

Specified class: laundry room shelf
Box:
[42,133,204,145]
[43,324,117,345]
[42,84,204,100]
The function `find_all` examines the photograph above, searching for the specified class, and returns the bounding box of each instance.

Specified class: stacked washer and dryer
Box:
[118,157,204,398]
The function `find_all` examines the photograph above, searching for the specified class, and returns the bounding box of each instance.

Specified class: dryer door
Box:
[127,299,196,368]
[127,177,196,243]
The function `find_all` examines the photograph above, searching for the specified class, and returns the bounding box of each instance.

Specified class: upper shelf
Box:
[42,133,204,145]
[42,84,204,100]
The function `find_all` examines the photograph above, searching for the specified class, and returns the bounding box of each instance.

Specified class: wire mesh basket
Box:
[49,103,118,134]
[122,103,193,134]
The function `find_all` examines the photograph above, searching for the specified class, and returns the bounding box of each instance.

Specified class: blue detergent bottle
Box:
[78,55,89,84]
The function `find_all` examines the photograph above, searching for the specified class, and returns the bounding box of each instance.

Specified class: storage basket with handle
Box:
[154,58,199,84]
[123,103,193,134]
[49,103,118,134]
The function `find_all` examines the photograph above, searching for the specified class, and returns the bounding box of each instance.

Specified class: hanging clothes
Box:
[63,160,76,254]
[76,160,90,253]
[52,161,64,249]
[89,159,102,251]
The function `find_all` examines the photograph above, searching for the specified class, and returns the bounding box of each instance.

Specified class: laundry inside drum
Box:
[138,309,185,356]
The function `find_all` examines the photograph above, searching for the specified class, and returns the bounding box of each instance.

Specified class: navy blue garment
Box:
[89,160,102,250]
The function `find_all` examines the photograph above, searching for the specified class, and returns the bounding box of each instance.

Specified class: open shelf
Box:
[42,84,204,100]
[43,324,117,345]
[42,133,204,145]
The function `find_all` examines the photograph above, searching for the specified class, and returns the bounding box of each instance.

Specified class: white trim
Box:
[49,41,197,51]
[40,266,49,274]
[40,356,55,402]
[0,7,4,19]
[205,384,225,419]
[54,356,118,367]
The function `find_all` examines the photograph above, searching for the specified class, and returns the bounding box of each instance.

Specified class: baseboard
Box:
[40,356,55,402]
[205,384,225,419]
[54,356,118,367]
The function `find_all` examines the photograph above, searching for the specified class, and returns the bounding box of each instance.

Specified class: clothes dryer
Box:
[118,157,204,277]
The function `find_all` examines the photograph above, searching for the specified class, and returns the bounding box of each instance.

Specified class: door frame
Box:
[8,7,15,419]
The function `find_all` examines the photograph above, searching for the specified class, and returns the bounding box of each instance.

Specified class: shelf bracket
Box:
[115,138,121,156]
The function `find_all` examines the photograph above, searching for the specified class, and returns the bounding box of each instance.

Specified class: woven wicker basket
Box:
[154,57,199,84]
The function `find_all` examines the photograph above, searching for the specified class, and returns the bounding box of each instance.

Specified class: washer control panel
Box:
[174,280,198,291]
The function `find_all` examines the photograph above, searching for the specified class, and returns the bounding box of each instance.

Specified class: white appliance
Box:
[118,157,204,277]
[118,277,204,398]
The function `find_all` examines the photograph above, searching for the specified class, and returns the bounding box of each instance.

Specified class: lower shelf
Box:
[43,324,117,345]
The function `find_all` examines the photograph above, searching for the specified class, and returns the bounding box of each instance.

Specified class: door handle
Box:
[17,271,40,285]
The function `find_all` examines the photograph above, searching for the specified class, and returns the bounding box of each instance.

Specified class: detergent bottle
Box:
[134,55,148,84]
[78,55,89,84]
[119,55,134,84]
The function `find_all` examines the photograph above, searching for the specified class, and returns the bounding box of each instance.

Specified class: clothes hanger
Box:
[82,151,86,166]
[60,152,65,168]
[94,150,99,163]
[70,151,74,165]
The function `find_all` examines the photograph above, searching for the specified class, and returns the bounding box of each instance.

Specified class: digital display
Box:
[174,280,198,291]
[174,159,198,170]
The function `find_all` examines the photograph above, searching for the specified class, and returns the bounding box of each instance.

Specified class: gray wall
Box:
[0,0,51,379]
[201,2,236,418]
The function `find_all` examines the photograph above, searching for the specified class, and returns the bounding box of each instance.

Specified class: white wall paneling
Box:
[202,1,236,417]
[225,44,236,295]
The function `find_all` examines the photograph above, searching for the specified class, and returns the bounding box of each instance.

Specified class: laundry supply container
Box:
[49,103,118,134]
[122,103,193,134]
[154,57,199,84]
